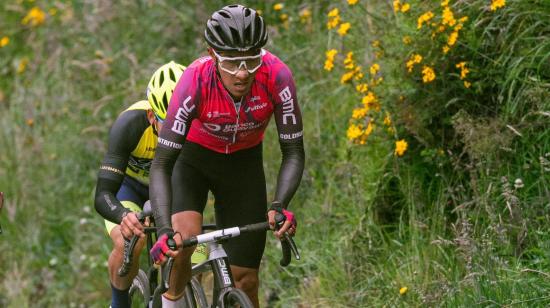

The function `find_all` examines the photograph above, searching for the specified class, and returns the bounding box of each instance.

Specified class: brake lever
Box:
[283,233,300,261]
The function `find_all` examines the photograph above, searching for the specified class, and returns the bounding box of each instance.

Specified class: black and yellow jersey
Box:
[122,101,157,184]
[94,101,157,224]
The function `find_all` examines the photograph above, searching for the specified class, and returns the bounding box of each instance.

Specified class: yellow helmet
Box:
[146,61,186,121]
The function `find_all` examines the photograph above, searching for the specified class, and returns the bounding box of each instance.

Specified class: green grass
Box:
[1,0,549,307]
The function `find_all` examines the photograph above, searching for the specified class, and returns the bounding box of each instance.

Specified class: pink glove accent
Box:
[150,234,170,263]
[282,209,297,228]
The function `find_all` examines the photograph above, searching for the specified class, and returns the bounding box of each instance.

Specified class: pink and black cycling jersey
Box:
[158,50,303,153]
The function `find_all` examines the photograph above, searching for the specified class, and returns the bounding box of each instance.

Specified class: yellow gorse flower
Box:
[490,0,506,11]
[356,83,368,94]
[362,92,380,111]
[447,31,458,46]
[455,62,469,79]
[401,3,410,13]
[324,49,338,71]
[402,36,412,44]
[406,53,423,72]
[273,3,284,11]
[352,107,367,119]
[399,286,408,295]
[348,0,359,5]
[354,66,364,80]
[441,0,450,6]
[337,22,351,36]
[395,140,408,156]
[22,6,46,27]
[417,11,434,29]
[370,63,380,76]
[344,52,354,69]
[464,81,471,88]
[341,71,355,84]
[442,7,456,26]
[327,8,340,29]
[0,36,9,48]
[393,0,401,13]
[347,123,363,140]
[383,113,392,126]
[422,65,436,83]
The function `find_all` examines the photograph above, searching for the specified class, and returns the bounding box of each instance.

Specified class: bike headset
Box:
[204,4,268,75]
[146,61,186,123]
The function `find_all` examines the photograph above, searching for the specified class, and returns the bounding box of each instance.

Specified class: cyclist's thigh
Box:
[171,150,210,215]
[211,152,267,269]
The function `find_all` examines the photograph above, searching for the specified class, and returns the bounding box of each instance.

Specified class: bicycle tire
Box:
[129,269,151,308]
[186,276,208,308]
[220,288,254,308]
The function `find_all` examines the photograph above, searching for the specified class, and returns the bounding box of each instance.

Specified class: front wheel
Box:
[183,276,208,308]
[219,288,254,308]
[129,269,151,307]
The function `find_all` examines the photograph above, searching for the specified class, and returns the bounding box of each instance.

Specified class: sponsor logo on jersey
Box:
[278,86,297,125]
[249,96,261,102]
[207,111,231,118]
[158,137,183,149]
[280,131,303,140]
[245,102,268,113]
[172,96,195,135]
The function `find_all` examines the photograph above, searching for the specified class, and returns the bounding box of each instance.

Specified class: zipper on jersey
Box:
[225,96,243,154]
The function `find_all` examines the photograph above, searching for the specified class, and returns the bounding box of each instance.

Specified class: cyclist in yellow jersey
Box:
[94,62,192,308]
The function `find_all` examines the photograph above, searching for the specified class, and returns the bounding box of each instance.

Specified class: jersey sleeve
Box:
[272,63,304,142]
[149,66,200,235]
[271,62,305,208]
[94,110,147,224]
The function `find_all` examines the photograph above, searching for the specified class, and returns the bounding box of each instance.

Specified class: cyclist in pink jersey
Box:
[149,4,304,307]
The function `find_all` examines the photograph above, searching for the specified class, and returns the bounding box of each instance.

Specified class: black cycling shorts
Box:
[171,141,267,269]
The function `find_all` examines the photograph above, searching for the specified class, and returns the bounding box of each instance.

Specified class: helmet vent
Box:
[162,92,168,109]
[169,69,176,82]
[219,11,230,18]
[159,71,165,86]
[244,8,251,17]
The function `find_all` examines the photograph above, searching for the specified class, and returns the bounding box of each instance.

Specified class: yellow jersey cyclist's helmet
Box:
[146,61,186,121]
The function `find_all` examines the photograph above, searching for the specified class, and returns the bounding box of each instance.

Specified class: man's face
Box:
[209,48,262,99]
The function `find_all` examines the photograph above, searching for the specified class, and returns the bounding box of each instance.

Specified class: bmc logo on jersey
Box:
[278,86,296,125]
[171,96,195,135]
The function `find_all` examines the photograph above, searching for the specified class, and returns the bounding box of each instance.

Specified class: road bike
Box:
[119,200,300,307]
[118,201,207,308]
[181,213,300,307]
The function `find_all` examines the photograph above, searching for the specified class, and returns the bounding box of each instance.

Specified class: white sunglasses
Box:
[212,49,263,75]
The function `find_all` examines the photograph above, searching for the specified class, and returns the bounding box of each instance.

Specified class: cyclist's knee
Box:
[233,268,259,293]
[110,226,145,254]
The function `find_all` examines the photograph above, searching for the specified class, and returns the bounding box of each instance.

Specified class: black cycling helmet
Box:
[204,4,268,52]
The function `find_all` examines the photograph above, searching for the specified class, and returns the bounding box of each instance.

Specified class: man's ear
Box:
[146,109,156,125]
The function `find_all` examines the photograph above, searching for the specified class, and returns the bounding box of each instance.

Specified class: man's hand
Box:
[120,212,145,239]
[268,203,297,239]
[150,233,178,265]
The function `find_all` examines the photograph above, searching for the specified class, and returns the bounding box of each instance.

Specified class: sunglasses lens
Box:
[215,51,262,74]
